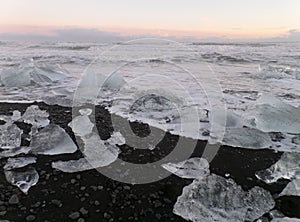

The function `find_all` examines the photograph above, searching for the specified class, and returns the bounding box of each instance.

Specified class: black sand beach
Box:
[0,102,299,222]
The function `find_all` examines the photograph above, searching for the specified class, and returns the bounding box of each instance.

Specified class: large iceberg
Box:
[161,158,210,179]
[4,167,39,194]
[30,124,77,155]
[174,174,275,222]
[256,152,300,183]
[0,61,69,87]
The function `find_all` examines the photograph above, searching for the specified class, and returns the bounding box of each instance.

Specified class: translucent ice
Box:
[106,131,126,146]
[251,95,300,134]
[279,179,300,197]
[222,128,272,149]
[272,218,300,222]
[256,152,300,183]
[52,132,120,173]
[52,158,94,173]
[68,115,94,138]
[0,146,31,159]
[0,61,68,87]
[30,124,77,155]
[174,174,275,222]
[161,158,210,179]
[21,105,50,128]
[4,157,37,170]
[4,167,39,194]
[0,123,23,149]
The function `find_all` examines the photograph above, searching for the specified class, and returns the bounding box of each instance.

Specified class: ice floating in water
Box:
[4,167,39,194]
[161,158,210,179]
[0,146,31,159]
[174,174,275,222]
[279,179,300,197]
[251,95,300,134]
[30,124,77,155]
[21,105,50,128]
[4,157,37,170]
[0,61,68,87]
[256,152,300,183]
[0,123,23,149]
[222,127,272,149]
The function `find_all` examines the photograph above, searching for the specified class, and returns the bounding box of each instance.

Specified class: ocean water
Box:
[0,40,300,151]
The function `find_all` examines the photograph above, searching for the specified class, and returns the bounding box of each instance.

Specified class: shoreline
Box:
[0,102,299,221]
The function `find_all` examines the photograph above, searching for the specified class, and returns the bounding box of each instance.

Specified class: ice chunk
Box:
[52,158,94,173]
[252,95,300,134]
[79,108,92,116]
[4,167,39,194]
[222,128,272,149]
[11,110,22,122]
[161,158,210,179]
[21,105,50,128]
[30,124,77,155]
[272,218,300,222]
[0,146,31,159]
[279,179,300,197]
[68,115,94,138]
[52,132,120,173]
[0,61,68,87]
[256,152,300,183]
[4,157,37,170]
[0,123,23,149]
[107,132,126,146]
[174,174,275,222]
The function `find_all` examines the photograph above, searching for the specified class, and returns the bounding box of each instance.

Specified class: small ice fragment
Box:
[256,152,300,183]
[79,108,92,116]
[106,132,126,146]
[30,124,77,155]
[52,158,94,173]
[4,157,37,170]
[148,144,156,150]
[21,105,50,128]
[174,174,275,222]
[279,179,300,197]
[68,115,94,137]
[11,110,22,122]
[0,123,23,149]
[222,128,272,149]
[162,158,209,179]
[225,173,230,177]
[4,167,39,194]
[0,146,31,159]
[272,218,300,222]
[292,135,300,145]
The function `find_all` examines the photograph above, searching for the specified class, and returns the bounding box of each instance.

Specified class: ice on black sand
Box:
[174,174,275,222]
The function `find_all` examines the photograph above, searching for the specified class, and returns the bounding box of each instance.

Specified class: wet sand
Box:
[0,102,299,221]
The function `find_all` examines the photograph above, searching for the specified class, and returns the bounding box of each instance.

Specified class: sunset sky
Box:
[0,0,299,40]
